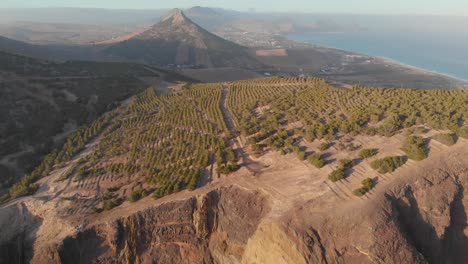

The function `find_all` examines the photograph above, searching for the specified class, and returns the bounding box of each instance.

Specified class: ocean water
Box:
[288,30,468,81]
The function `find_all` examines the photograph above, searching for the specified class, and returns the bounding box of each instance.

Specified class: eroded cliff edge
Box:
[1,144,467,264]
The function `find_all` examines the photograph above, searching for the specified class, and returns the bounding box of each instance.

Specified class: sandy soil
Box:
[256,49,288,57]
[94,28,147,45]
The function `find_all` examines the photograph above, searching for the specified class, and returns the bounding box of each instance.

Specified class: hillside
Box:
[1,77,467,262]
[104,9,262,68]
[0,51,187,195]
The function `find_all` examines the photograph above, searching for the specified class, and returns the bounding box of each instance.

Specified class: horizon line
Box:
[0,6,466,17]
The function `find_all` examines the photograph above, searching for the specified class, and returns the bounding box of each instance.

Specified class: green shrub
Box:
[431,133,456,146]
[328,168,345,182]
[56,164,77,182]
[107,186,121,192]
[91,206,103,213]
[0,193,11,205]
[401,136,428,161]
[217,163,240,174]
[129,189,148,202]
[328,159,356,182]
[371,156,406,173]
[353,177,374,196]
[339,159,355,170]
[318,143,330,151]
[359,149,378,159]
[252,143,264,155]
[459,127,468,139]
[353,187,367,196]
[297,150,307,161]
[308,154,326,168]
[361,178,373,190]
[103,197,124,210]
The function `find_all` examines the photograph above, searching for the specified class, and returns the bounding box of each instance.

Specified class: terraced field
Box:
[3,77,467,214]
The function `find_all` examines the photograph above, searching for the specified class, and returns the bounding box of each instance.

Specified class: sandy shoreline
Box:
[286,34,468,86]
[377,56,468,84]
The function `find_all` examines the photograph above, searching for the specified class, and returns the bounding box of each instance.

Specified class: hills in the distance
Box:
[0,8,466,90]
[0,9,262,69]
[105,9,262,68]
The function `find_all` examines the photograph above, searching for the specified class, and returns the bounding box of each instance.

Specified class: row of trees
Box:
[227,77,467,149]
[76,85,239,208]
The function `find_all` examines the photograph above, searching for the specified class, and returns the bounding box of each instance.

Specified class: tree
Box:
[353,177,374,196]
[432,133,456,146]
[308,154,326,168]
[328,168,345,182]
[318,143,330,151]
[371,156,406,173]
[359,149,378,159]
[401,135,428,161]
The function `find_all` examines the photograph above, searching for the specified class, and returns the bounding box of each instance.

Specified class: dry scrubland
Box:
[2,76,467,209]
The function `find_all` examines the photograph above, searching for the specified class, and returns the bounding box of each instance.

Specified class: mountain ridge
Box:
[104,9,262,68]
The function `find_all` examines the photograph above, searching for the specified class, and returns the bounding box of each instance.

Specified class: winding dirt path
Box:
[220,83,264,174]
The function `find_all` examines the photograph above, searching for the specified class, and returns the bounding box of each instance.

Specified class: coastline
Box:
[376,56,468,84]
[286,33,468,85]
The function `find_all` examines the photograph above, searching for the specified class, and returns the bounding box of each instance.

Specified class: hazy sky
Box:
[1,0,467,15]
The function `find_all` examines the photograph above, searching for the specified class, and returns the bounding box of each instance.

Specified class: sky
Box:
[1,0,467,15]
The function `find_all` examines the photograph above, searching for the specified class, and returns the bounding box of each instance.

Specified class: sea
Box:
[287,30,468,82]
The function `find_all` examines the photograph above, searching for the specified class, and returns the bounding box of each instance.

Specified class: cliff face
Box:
[284,149,468,264]
[1,142,467,263]
[36,186,269,264]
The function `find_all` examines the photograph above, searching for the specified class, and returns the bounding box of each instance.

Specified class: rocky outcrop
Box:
[283,150,468,264]
[0,203,43,264]
[52,186,269,264]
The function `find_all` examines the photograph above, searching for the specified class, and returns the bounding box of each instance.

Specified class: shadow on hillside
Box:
[389,181,468,263]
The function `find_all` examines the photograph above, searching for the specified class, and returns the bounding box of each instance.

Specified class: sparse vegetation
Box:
[328,159,355,182]
[297,150,307,161]
[0,51,155,195]
[56,165,78,182]
[103,198,124,211]
[359,149,378,159]
[353,177,374,196]
[328,168,345,182]
[308,154,326,168]
[401,135,428,161]
[318,143,330,151]
[371,156,406,174]
[432,133,456,146]
[217,163,240,174]
[101,192,124,210]
[459,127,468,139]
[129,189,149,202]
[107,186,121,192]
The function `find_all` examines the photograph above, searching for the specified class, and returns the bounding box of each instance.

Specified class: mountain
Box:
[104,9,262,68]
[183,6,238,31]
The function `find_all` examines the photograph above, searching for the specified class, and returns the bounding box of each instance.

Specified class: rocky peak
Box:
[161,9,191,26]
